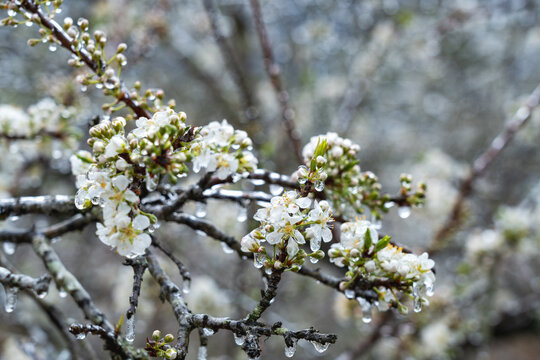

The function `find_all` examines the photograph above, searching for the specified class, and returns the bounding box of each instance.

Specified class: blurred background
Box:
[2,0,540,359]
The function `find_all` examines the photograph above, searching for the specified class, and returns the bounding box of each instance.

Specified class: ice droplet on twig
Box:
[221,242,234,254]
[2,242,16,255]
[4,287,18,313]
[195,202,207,218]
[125,315,136,342]
[233,333,246,346]
[310,340,329,353]
[236,205,248,222]
[269,184,284,195]
[76,332,86,340]
[344,289,355,299]
[202,328,215,337]
[182,278,191,294]
[398,206,411,219]
[284,338,297,358]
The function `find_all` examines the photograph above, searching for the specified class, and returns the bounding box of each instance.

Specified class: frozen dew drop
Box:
[3,242,16,255]
[221,242,234,254]
[37,289,48,299]
[125,315,135,342]
[298,177,308,185]
[55,8,62,14]
[384,201,395,209]
[309,256,319,264]
[91,196,100,205]
[4,287,18,313]
[413,297,422,313]
[314,180,325,192]
[58,288,68,298]
[344,289,355,299]
[76,333,86,340]
[25,21,32,27]
[357,297,373,323]
[182,278,191,294]
[253,253,265,269]
[284,339,297,358]
[95,83,103,89]
[195,202,207,218]
[197,345,207,360]
[269,184,284,195]
[310,341,329,353]
[233,333,246,346]
[146,176,159,192]
[236,206,248,223]
[80,85,87,92]
[48,44,57,52]
[202,328,214,337]
[265,267,272,275]
[425,281,434,297]
[398,206,411,219]
[250,179,265,186]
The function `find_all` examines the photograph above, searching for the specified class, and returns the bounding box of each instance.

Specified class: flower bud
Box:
[117,43,127,53]
[164,333,174,343]
[165,348,177,359]
[152,330,161,340]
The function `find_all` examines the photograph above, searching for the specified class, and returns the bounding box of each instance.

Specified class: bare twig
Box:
[248,0,303,162]
[0,266,51,295]
[20,0,151,118]
[433,84,540,246]
[0,195,75,219]
[202,0,259,122]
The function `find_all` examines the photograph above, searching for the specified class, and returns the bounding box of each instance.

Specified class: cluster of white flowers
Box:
[71,109,193,257]
[241,191,332,269]
[328,218,435,314]
[191,120,257,180]
[302,132,360,167]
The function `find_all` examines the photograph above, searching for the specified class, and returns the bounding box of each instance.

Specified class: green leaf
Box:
[374,235,391,253]
[364,228,372,251]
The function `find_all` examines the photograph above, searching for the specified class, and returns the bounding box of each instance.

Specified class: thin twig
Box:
[248,0,303,162]
[433,84,540,246]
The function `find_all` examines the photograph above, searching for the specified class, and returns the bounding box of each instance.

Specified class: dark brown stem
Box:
[248,0,303,162]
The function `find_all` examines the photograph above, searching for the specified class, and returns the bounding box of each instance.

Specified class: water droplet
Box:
[202,328,214,337]
[76,333,86,340]
[58,288,68,298]
[250,179,265,186]
[233,333,245,346]
[48,44,57,52]
[413,297,422,313]
[310,341,329,353]
[182,278,191,294]
[55,8,62,14]
[236,206,248,223]
[197,345,207,360]
[298,177,308,185]
[195,202,207,218]
[269,184,284,195]
[221,242,234,254]
[284,339,297,357]
[398,206,411,219]
[95,83,103,89]
[344,289,355,299]
[25,21,32,27]
[7,9,17,17]
[357,297,372,323]
[314,180,325,192]
[309,256,319,264]
[4,287,18,313]
[104,78,117,90]
[425,281,434,297]
[91,196,100,205]
[253,253,265,269]
[80,85,87,92]
[36,289,48,299]
[145,176,159,192]
[384,201,395,209]
[125,315,135,342]
[3,242,16,255]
